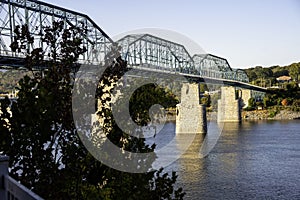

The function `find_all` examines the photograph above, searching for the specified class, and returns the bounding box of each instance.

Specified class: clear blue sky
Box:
[47,0,300,69]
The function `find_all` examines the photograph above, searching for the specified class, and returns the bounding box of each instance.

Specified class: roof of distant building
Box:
[276,76,292,81]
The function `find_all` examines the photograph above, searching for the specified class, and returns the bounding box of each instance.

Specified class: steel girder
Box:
[233,69,249,83]
[0,0,112,67]
[118,34,249,83]
[116,34,195,73]
[193,54,233,79]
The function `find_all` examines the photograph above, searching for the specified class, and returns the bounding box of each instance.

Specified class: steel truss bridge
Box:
[0,0,266,92]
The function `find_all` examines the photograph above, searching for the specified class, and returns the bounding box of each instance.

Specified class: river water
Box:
[149,120,300,200]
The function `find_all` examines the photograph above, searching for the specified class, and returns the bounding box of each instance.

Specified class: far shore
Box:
[166,109,300,121]
[242,109,300,120]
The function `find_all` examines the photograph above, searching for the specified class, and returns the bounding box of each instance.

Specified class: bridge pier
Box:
[176,83,207,134]
[217,86,241,122]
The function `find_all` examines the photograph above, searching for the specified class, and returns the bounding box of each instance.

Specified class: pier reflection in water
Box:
[149,120,300,200]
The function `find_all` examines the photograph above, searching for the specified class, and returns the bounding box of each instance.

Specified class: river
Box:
[148,120,300,200]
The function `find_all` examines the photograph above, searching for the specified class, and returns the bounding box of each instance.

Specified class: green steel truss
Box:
[117,34,194,73]
[0,0,112,67]
[117,34,249,83]
[0,0,249,83]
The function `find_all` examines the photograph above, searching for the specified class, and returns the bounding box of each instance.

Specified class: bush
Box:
[292,99,300,107]
[268,109,278,118]
[248,97,256,108]
[201,94,211,107]
[244,106,255,111]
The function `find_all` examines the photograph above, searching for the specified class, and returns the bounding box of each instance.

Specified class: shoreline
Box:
[166,109,300,121]
[242,109,300,120]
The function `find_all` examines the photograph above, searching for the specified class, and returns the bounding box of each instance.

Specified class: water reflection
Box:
[162,120,300,199]
[177,132,205,185]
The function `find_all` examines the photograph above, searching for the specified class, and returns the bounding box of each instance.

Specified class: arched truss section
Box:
[192,54,234,79]
[0,0,113,66]
[233,69,249,83]
[116,34,194,73]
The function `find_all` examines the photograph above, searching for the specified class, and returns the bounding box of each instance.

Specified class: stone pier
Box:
[176,83,207,134]
[217,86,241,122]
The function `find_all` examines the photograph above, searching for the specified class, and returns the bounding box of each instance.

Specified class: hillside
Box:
[244,62,300,87]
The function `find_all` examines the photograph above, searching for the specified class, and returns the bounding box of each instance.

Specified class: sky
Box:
[46,0,300,69]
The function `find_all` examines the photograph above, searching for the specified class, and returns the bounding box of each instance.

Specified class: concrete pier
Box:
[217,86,241,122]
[176,83,207,134]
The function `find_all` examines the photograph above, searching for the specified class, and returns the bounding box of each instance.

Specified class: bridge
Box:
[0,0,266,91]
[0,1,268,121]
[0,0,268,198]
[0,0,266,126]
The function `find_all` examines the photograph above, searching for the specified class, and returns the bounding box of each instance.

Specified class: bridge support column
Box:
[176,83,207,134]
[217,86,241,122]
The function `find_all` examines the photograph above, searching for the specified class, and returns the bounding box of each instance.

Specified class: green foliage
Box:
[128,83,179,126]
[263,96,271,108]
[289,63,300,81]
[0,21,185,199]
[199,84,208,93]
[201,94,211,107]
[245,62,300,87]
[268,107,280,118]
[244,97,256,111]
[210,92,220,111]
[261,81,300,110]
[292,99,300,111]
[273,69,289,77]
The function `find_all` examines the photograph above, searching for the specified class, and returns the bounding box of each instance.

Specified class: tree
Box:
[210,92,220,111]
[0,22,185,199]
[248,97,256,110]
[201,94,211,107]
[273,69,289,77]
[199,83,208,93]
[246,70,257,82]
[289,63,300,82]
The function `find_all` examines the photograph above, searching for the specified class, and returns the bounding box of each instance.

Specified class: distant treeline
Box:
[244,62,300,87]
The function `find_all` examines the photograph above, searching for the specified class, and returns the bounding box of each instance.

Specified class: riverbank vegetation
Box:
[246,66,299,112]
[242,63,300,118]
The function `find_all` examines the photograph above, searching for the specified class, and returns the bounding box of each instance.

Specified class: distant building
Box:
[276,76,292,82]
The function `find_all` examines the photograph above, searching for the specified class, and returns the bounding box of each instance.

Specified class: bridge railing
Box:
[0,155,44,200]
